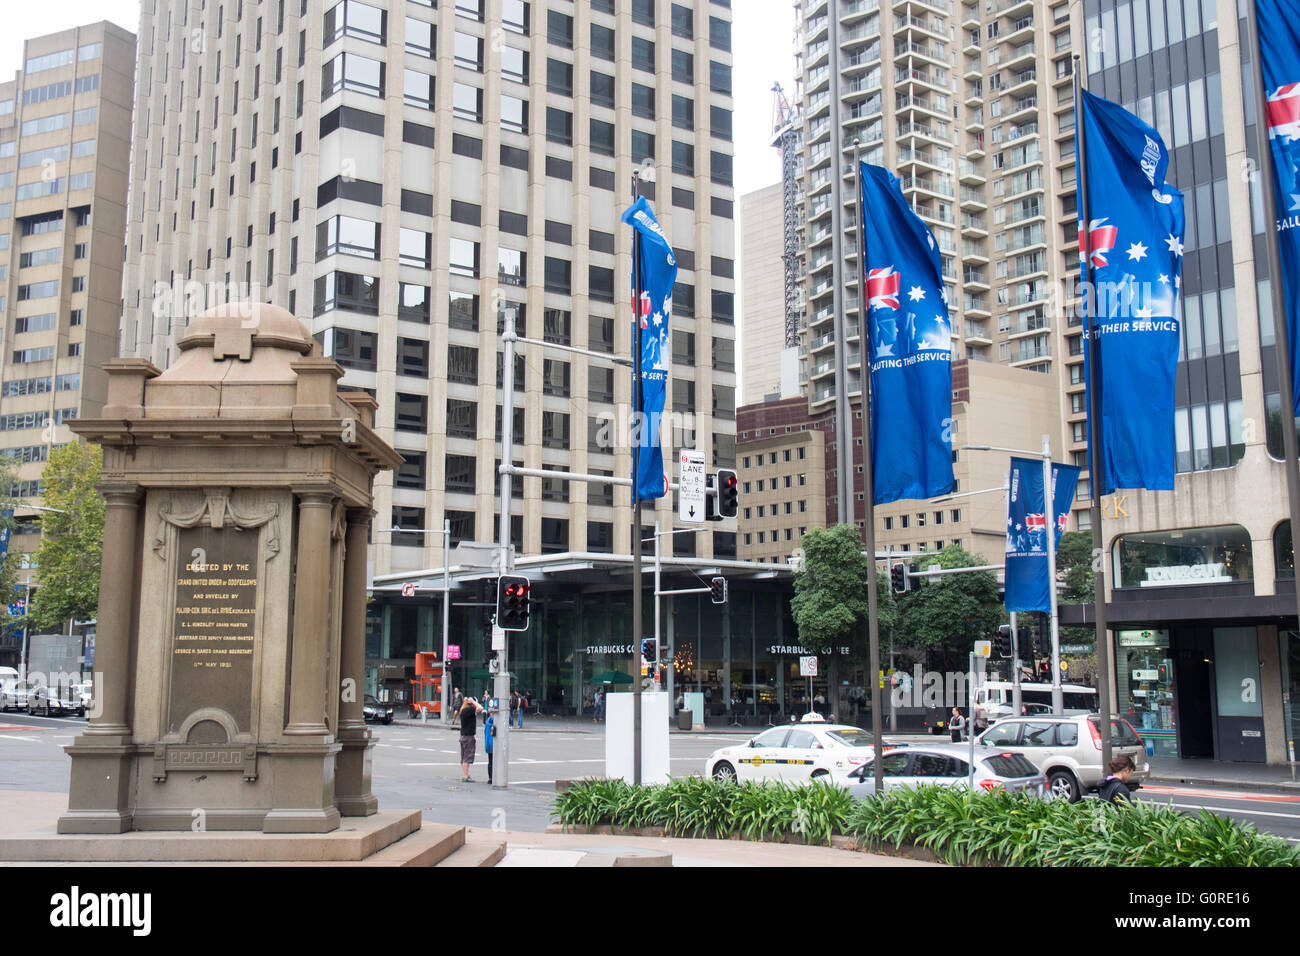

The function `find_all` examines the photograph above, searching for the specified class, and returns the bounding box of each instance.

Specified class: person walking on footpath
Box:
[949,707,966,743]
[1097,755,1137,806]
[511,689,524,729]
[458,696,484,782]
[451,686,464,718]
[592,686,603,723]
[483,704,497,785]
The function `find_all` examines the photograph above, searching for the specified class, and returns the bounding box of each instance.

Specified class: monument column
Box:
[335,508,378,816]
[284,488,337,736]
[85,485,143,737]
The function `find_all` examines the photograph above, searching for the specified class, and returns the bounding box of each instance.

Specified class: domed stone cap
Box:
[177,302,315,356]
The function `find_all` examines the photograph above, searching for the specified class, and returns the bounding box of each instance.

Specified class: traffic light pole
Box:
[493,304,518,791]
[1042,435,1063,715]
[1009,611,1022,718]
[631,172,644,788]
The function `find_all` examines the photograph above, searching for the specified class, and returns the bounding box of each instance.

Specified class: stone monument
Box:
[58,303,402,833]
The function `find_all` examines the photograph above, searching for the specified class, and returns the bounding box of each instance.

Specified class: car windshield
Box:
[982,753,1040,778]
[1089,717,1142,746]
[826,728,873,748]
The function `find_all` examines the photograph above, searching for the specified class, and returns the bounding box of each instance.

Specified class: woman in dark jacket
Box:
[1097,755,1136,805]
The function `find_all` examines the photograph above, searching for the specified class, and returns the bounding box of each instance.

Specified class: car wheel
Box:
[1047,769,1080,803]
[712,761,737,783]
[384,715,393,725]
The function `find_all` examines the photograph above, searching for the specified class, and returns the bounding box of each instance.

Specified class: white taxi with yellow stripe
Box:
[705,714,879,784]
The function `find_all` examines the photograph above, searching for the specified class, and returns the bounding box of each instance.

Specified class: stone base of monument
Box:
[0,809,466,864]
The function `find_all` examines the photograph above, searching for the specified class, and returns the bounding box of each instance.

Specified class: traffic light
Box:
[496,574,531,631]
[1019,625,1034,660]
[890,563,908,594]
[1035,617,1051,656]
[715,469,738,518]
[995,624,1012,659]
[710,576,728,604]
[641,638,658,665]
[477,578,496,629]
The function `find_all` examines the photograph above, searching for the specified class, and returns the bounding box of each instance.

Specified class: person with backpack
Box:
[1097,755,1137,806]
[483,705,496,785]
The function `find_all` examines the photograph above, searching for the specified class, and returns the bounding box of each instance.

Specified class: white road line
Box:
[1157,801,1300,821]
[0,734,40,742]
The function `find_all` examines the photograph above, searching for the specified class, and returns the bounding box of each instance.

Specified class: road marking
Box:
[0,734,40,742]
[1142,784,1300,803]
[1153,800,1300,822]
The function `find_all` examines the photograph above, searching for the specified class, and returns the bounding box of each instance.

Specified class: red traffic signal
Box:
[497,575,531,631]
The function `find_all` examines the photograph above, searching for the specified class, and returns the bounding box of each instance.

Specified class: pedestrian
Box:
[514,689,525,729]
[451,686,463,717]
[483,705,496,784]
[949,707,966,743]
[1097,755,1137,806]
[458,696,484,782]
[593,686,604,723]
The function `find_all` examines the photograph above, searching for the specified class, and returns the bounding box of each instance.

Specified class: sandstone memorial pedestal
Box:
[58,304,402,834]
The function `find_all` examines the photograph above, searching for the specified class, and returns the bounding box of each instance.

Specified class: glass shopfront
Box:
[364,579,875,727]
[1116,628,1177,755]
[1113,525,1253,589]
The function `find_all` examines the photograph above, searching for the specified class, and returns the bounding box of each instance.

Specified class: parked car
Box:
[0,679,36,713]
[29,685,80,717]
[705,716,886,784]
[975,714,1149,802]
[363,695,394,725]
[839,744,1047,799]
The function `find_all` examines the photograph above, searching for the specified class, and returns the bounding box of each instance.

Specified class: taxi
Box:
[704,713,881,784]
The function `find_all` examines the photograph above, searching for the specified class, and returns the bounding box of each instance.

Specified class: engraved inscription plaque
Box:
[167,526,259,736]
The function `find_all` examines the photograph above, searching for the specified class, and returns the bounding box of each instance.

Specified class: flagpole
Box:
[630,174,644,787]
[853,141,884,795]
[1246,0,1300,744]
[1074,57,1114,774]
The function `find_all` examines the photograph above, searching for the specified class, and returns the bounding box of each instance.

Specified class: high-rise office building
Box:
[792,0,1078,526]
[118,0,738,575]
[0,22,137,668]
[1063,0,1296,765]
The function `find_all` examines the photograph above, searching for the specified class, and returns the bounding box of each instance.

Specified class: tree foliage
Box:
[1055,530,1097,648]
[895,543,1002,655]
[792,524,897,654]
[28,443,104,632]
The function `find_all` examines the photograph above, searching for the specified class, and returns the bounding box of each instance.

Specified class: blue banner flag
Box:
[1005,458,1081,613]
[620,196,676,501]
[0,509,11,563]
[1256,0,1300,416]
[1076,88,1186,495]
[859,162,955,504]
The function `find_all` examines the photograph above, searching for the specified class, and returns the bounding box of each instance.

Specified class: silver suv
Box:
[976,714,1149,802]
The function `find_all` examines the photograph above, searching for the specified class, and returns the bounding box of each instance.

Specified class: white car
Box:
[839,744,1047,799]
[0,679,36,712]
[705,717,882,784]
[976,714,1149,801]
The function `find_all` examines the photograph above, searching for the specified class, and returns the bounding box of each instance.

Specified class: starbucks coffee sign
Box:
[1140,562,1232,587]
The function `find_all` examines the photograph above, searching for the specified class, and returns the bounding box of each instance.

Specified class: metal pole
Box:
[828,8,853,523]
[1043,434,1063,715]
[853,142,884,796]
[442,518,451,725]
[654,520,661,696]
[1246,0,1300,785]
[967,651,976,789]
[1010,611,1022,717]
[493,305,517,790]
[631,173,644,786]
[1075,57,1113,773]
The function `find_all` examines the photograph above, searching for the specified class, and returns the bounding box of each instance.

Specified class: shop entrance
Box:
[1172,637,1213,759]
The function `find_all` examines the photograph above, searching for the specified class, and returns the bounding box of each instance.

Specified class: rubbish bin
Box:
[676,708,692,731]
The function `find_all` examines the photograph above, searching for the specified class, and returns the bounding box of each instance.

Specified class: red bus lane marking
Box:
[1141,783,1300,803]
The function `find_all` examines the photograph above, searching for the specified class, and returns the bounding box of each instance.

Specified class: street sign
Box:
[798,656,818,677]
[974,640,992,658]
[678,449,706,522]
[400,582,416,597]
[447,644,461,661]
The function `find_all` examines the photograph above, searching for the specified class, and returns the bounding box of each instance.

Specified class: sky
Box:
[0,1,797,193]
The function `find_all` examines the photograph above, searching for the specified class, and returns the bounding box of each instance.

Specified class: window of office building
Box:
[322,51,385,98]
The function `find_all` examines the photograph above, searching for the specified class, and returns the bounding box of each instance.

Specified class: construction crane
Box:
[771,82,802,350]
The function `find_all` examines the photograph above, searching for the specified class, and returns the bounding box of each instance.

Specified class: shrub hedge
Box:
[551,778,1300,866]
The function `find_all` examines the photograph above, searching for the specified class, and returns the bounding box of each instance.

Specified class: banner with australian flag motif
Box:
[1005,458,1080,613]
[859,161,955,504]
[1076,88,1186,495]
[1256,0,1300,416]
[621,196,676,501]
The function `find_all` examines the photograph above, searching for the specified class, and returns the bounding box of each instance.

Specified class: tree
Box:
[1056,530,1098,649]
[896,543,1002,671]
[28,443,104,633]
[791,524,897,653]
